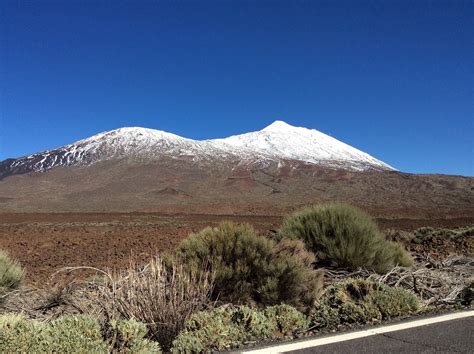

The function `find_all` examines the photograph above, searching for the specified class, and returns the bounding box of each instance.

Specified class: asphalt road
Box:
[288,316,473,353]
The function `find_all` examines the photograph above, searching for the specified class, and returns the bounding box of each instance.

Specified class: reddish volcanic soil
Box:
[0,213,473,285]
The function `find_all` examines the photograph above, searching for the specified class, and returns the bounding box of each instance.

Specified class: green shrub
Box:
[0,250,24,298]
[0,314,108,353]
[111,319,161,353]
[176,222,323,308]
[310,279,420,329]
[171,305,308,353]
[171,333,204,354]
[37,315,108,352]
[0,314,161,353]
[0,314,39,352]
[279,204,413,273]
[264,304,309,334]
[231,305,276,339]
[372,286,421,318]
[172,306,244,352]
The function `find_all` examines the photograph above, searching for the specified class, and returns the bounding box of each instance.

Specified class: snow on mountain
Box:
[212,121,395,171]
[0,121,396,178]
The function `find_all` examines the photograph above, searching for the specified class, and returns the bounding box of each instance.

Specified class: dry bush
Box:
[371,256,473,306]
[0,280,91,321]
[85,256,214,351]
[325,256,473,307]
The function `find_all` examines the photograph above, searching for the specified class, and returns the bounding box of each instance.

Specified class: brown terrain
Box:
[0,157,473,284]
[0,212,473,285]
[0,157,473,218]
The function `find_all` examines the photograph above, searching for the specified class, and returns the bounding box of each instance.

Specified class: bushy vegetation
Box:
[0,314,160,353]
[36,315,108,352]
[0,314,38,352]
[264,304,309,334]
[109,319,161,352]
[279,204,413,273]
[0,215,429,353]
[88,256,213,351]
[0,250,24,300]
[176,222,324,308]
[171,304,308,352]
[310,279,420,329]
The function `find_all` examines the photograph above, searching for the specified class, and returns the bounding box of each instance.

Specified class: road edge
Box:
[240,310,474,353]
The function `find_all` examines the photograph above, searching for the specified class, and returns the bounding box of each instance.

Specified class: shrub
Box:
[110,319,161,353]
[271,239,325,308]
[231,305,276,339]
[310,279,420,329]
[264,304,309,334]
[90,256,213,351]
[0,314,39,352]
[279,204,412,273]
[37,315,108,352]
[171,304,308,352]
[0,250,24,299]
[0,314,108,352]
[176,222,323,308]
[172,306,244,352]
[0,314,161,353]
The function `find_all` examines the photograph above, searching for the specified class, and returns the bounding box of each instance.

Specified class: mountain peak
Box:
[262,120,296,132]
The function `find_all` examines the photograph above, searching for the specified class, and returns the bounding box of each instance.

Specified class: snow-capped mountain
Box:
[212,121,394,171]
[0,121,395,179]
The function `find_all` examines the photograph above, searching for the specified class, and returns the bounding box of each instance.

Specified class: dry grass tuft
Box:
[82,256,214,351]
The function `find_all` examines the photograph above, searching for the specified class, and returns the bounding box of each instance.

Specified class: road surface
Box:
[242,311,473,353]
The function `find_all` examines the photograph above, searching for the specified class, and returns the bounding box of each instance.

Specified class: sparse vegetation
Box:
[2,212,470,352]
[279,204,413,273]
[310,279,420,329]
[0,250,24,302]
[412,226,474,244]
[176,222,324,308]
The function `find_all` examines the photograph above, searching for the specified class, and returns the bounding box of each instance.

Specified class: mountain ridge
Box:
[0,121,394,179]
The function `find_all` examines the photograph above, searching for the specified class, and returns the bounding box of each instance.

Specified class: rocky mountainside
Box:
[0,121,471,218]
[0,121,394,179]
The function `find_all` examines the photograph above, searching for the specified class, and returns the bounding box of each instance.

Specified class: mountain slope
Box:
[0,121,394,179]
[0,156,472,218]
[2,121,471,218]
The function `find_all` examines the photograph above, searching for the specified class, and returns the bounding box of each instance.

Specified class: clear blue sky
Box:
[1,0,472,176]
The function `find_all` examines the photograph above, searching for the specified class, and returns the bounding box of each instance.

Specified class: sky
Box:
[1,0,472,176]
